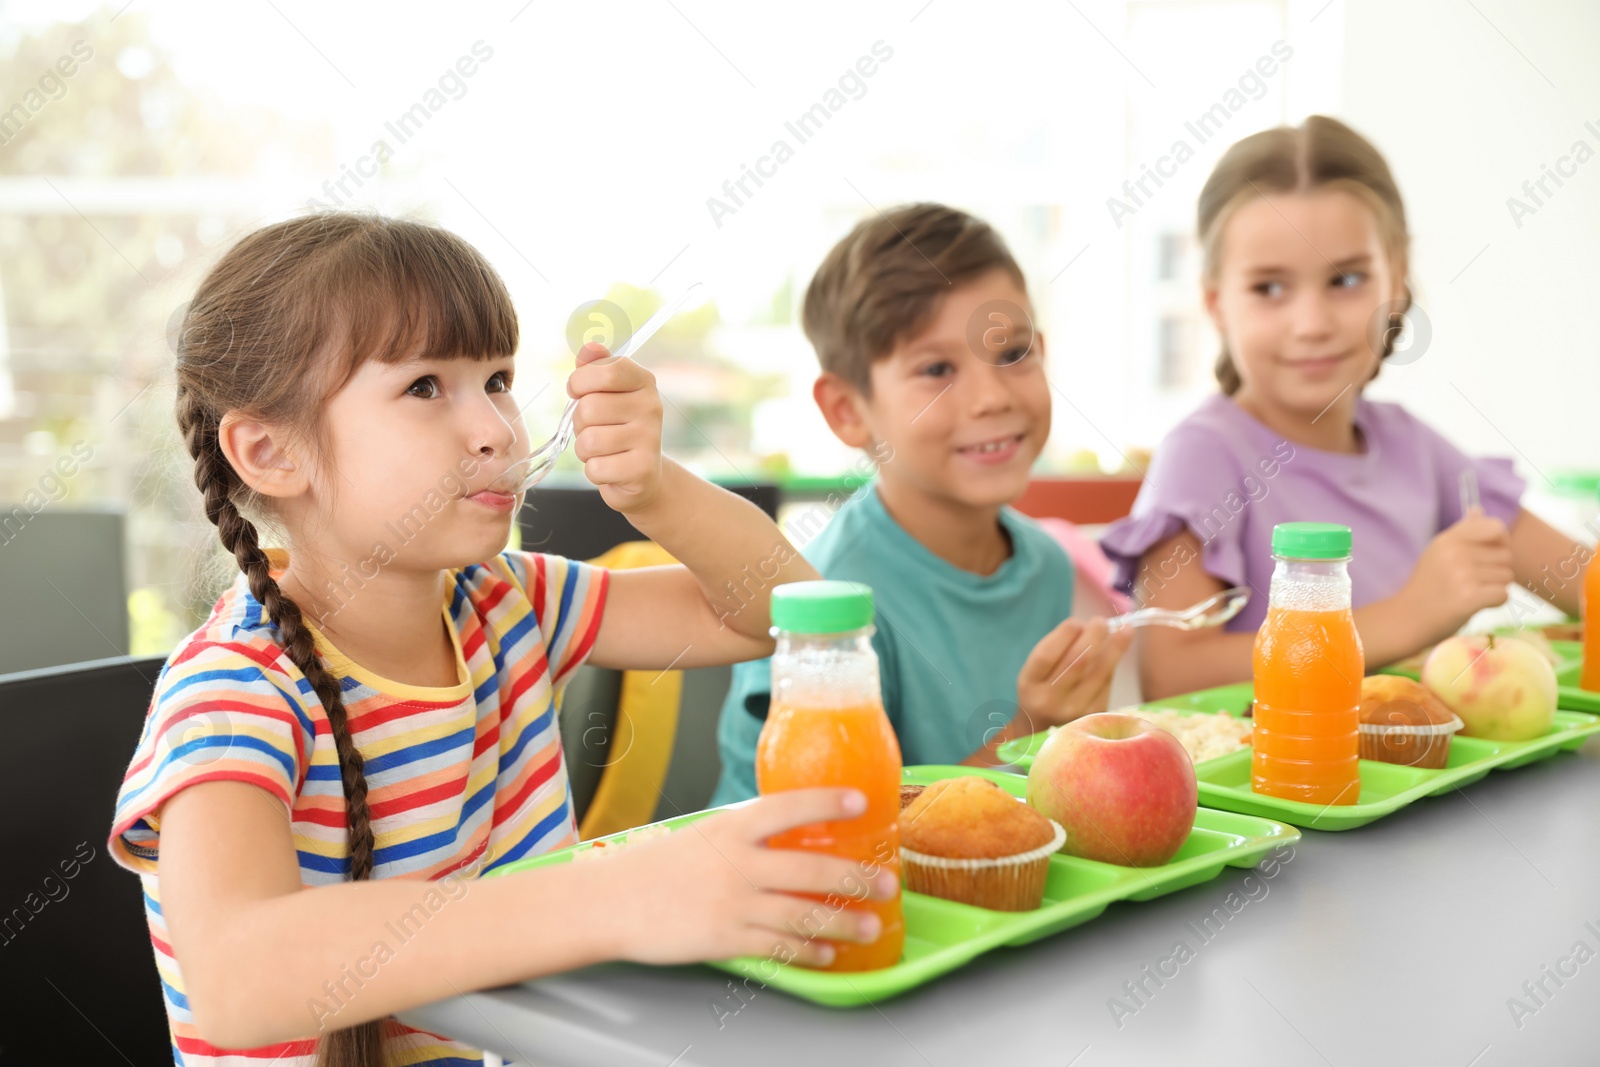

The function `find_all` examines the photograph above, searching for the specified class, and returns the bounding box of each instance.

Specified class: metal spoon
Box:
[1459,467,1481,515]
[1106,586,1251,633]
[497,281,705,492]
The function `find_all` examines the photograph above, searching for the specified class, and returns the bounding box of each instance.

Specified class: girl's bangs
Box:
[320,219,521,381]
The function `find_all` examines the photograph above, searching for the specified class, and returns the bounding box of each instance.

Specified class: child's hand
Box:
[602,788,898,968]
[1404,512,1515,636]
[1016,617,1134,732]
[569,341,664,514]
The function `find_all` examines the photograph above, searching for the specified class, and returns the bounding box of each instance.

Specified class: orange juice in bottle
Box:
[1252,523,1363,806]
[756,580,904,972]
[1582,553,1600,691]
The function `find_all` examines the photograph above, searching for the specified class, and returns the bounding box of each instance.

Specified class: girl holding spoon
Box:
[108,214,894,1067]
[1101,116,1584,699]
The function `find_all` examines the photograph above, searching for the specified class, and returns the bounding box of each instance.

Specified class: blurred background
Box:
[2,0,1598,670]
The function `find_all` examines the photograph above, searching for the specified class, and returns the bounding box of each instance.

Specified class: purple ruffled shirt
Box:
[1100,394,1526,634]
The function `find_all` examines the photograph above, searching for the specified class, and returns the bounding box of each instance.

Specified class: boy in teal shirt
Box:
[712,203,1131,804]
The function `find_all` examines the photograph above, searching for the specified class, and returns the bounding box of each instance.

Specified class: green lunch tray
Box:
[998,682,1600,831]
[486,764,1299,1008]
[1381,637,1600,714]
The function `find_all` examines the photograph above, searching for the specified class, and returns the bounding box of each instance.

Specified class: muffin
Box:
[1359,676,1463,769]
[899,784,926,809]
[899,776,1064,911]
[1540,622,1582,643]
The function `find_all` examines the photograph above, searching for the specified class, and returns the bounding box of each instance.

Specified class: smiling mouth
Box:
[956,433,1025,455]
[1285,353,1348,369]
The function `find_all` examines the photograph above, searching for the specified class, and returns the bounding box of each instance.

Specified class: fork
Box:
[1106,586,1251,633]
[503,281,704,491]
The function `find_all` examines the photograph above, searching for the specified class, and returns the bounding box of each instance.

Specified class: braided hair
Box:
[173,213,518,1066]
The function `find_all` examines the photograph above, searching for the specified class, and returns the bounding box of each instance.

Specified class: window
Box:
[1,0,1342,662]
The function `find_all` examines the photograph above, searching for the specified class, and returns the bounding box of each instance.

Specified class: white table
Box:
[400,739,1600,1065]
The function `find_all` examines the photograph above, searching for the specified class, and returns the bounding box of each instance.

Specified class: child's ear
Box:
[1389,256,1411,308]
[813,371,874,450]
[217,412,311,499]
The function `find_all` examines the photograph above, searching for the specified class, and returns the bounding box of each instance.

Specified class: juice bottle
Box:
[1252,523,1364,806]
[1582,553,1600,691]
[755,580,904,972]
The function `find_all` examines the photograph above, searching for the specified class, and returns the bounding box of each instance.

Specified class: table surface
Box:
[399,740,1600,1066]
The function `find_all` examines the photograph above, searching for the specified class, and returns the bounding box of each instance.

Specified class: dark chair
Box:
[557,662,731,827]
[0,654,171,1064]
[656,664,730,819]
[517,482,780,559]
[529,483,774,826]
[557,664,622,823]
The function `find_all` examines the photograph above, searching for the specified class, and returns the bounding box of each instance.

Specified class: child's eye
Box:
[1251,280,1285,299]
[486,370,512,393]
[997,344,1031,367]
[920,361,954,379]
[1332,271,1366,289]
[406,375,441,399]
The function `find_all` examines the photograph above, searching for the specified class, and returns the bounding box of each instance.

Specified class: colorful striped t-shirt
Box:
[109,550,608,1066]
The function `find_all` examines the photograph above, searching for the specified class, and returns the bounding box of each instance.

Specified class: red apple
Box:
[1420,633,1557,741]
[1025,712,1198,867]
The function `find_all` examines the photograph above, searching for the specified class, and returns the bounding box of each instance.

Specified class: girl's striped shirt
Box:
[109,549,608,1066]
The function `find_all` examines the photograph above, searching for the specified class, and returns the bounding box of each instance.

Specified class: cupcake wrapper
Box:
[1357,715,1464,737]
[900,820,1066,912]
[1359,715,1464,769]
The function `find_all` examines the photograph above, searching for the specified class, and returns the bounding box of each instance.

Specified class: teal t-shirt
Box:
[710,481,1076,805]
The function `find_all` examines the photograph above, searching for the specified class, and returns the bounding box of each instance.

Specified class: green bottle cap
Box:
[1271,522,1352,559]
[770,580,874,633]
[1550,470,1600,499]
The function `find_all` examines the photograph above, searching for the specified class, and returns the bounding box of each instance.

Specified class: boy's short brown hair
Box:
[802,203,1026,394]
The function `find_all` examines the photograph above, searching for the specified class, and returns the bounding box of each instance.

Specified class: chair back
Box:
[518,483,778,559]
[0,655,172,1063]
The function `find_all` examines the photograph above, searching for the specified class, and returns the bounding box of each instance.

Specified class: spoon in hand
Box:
[497,281,705,492]
[1106,586,1251,633]
[1459,467,1481,516]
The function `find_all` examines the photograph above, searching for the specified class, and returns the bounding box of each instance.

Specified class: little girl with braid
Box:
[109,214,896,1066]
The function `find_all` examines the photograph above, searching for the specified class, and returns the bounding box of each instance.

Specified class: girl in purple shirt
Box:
[1102,116,1584,699]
